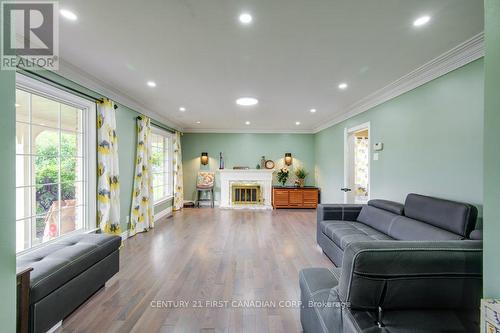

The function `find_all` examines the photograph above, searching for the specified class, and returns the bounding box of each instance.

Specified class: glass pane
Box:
[60,205,81,236]
[62,157,83,182]
[32,127,59,156]
[35,184,60,216]
[153,173,164,187]
[61,181,83,206]
[16,155,31,187]
[34,155,59,185]
[16,122,30,154]
[16,218,30,252]
[31,93,59,128]
[16,89,30,122]
[33,215,50,246]
[151,148,164,173]
[61,131,82,157]
[60,104,82,132]
[16,187,32,220]
[154,186,165,202]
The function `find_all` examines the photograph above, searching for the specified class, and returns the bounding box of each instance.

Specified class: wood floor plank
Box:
[60,208,332,333]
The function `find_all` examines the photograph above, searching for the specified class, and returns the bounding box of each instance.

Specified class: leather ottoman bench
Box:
[16,233,121,333]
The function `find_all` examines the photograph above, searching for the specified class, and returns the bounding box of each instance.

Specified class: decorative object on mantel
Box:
[233,166,250,170]
[265,160,275,169]
[219,152,224,169]
[294,167,308,187]
[276,167,290,186]
[256,164,261,169]
[201,152,209,165]
[284,153,293,166]
[260,156,266,169]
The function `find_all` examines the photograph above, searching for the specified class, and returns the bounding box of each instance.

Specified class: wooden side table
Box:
[272,186,319,209]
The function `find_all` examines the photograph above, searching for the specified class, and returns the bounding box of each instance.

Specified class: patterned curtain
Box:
[354,136,369,196]
[172,131,184,211]
[129,116,154,236]
[97,99,121,235]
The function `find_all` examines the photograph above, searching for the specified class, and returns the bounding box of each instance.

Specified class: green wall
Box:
[181,133,316,201]
[483,0,500,298]
[0,70,16,331]
[18,69,173,232]
[315,59,484,212]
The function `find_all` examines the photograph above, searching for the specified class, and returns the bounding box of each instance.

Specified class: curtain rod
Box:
[137,116,176,134]
[17,67,105,104]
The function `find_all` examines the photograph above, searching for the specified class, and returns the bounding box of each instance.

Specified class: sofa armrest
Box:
[317,204,364,223]
[338,240,483,311]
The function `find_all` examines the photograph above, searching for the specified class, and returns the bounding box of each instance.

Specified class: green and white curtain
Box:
[97,99,121,235]
[172,131,184,211]
[129,116,154,236]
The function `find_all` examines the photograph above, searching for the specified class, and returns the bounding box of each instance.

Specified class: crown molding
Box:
[56,59,183,131]
[313,32,485,133]
[182,127,315,134]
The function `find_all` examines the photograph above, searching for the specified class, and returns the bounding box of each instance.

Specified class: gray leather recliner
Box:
[300,240,482,333]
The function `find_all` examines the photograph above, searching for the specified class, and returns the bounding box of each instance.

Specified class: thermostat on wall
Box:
[374,142,384,151]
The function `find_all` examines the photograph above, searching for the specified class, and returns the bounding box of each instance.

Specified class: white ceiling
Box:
[55,0,484,132]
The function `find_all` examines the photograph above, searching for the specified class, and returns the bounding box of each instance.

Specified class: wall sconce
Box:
[201,152,209,165]
[284,153,293,166]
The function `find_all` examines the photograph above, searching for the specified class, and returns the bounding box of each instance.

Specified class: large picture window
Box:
[15,75,96,253]
[151,127,173,203]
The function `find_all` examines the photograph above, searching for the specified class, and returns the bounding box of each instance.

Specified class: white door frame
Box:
[343,122,371,204]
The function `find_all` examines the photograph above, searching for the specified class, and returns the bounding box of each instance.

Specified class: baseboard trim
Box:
[120,207,173,241]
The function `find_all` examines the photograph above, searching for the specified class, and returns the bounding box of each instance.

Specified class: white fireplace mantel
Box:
[218,169,275,209]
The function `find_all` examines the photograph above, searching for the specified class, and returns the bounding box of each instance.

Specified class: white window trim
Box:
[16,73,97,255]
[151,125,174,206]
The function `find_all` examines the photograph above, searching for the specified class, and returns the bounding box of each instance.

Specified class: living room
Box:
[1,1,499,332]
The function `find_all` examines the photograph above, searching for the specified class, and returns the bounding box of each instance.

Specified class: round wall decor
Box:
[265,160,275,169]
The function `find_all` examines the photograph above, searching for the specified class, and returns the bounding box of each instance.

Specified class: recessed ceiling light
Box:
[60,9,78,21]
[413,15,431,27]
[195,121,201,124]
[15,103,20,107]
[239,13,253,24]
[179,107,186,112]
[245,121,251,125]
[295,121,301,126]
[338,83,348,90]
[310,108,317,113]
[236,97,259,106]
[147,81,156,87]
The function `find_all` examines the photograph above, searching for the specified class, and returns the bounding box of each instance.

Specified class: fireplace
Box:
[219,169,274,209]
[232,183,262,205]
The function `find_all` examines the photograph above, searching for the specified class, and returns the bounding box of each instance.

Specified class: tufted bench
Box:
[16,233,121,333]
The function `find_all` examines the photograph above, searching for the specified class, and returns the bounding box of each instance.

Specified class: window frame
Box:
[15,73,97,255]
[151,125,174,205]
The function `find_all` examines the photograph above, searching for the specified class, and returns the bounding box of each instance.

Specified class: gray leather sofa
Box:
[16,233,121,333]
[301,193,482,332]
[300,240,482,333]
[317,193,478,266]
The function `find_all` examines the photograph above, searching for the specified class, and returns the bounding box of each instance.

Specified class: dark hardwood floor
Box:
[60,208,332,333]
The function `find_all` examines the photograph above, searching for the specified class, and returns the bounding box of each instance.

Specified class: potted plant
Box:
[276,167,290,186]
[294,167,308,187]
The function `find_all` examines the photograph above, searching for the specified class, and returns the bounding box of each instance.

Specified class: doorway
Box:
[343,123,370,204]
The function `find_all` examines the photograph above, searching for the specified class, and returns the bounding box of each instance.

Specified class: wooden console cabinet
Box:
[272,187,319,209]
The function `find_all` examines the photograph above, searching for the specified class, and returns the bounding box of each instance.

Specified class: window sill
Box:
[154,196,173,207]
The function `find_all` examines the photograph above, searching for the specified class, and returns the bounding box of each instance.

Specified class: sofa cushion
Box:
[356,205,402,235]
[404,193,478,237]
[320,220,393,250]
[388,216,464,241]
[17,233,121,303]
[368,199,404,215]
